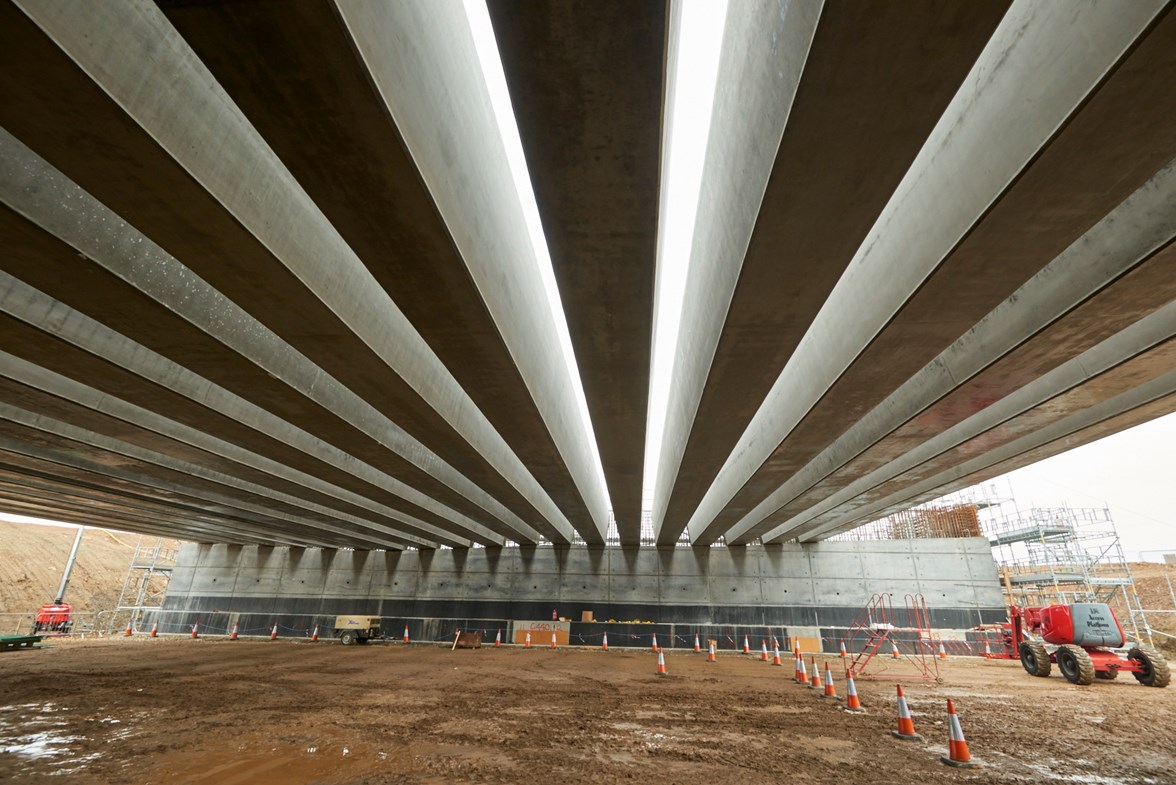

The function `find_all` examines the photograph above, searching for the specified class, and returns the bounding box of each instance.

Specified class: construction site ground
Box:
[1,637,1172,784]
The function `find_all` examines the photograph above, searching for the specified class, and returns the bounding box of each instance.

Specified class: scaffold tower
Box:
[113,535,177,628]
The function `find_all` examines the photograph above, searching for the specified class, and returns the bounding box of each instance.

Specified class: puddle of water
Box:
[1026,762,1143,785]
[0,702,103,774]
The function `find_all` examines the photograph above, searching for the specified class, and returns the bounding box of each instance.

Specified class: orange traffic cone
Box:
[694,633,701,653]
[810,657,821,689]
[707,640,717,663]
[772,643,782,666]
[228,622,237,640]
[822,662,839,700]
[602,632,609,651]
[651,634,659,653]
[794,652,803,682]
[761,641,769,662]
[891,640,900,658]
[941,699,980,768]
[495,629,501,647]
[270,624,279,641]
[743,635,750,654]
[124,621,133,637]
[983,640,992,658]
[525,631,532,648]
[149,621,158,638]
[311,624,319,642]
[551,632,557,649]
[839,640,847,658]
[797,655,808,686]
[191,621,200,639]
[403,624,410,644]
[938,642,948,660]
[891,684,923,740]
[844,669,863,712]
[656,648,667,676]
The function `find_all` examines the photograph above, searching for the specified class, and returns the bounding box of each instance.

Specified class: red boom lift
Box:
[1000,603,1169,687]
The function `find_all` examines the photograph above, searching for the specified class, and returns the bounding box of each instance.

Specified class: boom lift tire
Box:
[1128,647,1171,688]
[1019,640,1051,677]
[1056,644,1095,685]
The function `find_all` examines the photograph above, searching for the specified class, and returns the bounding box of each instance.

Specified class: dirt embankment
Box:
[1125,561,1176,656]
[0,638,1173,785]
[0,522,170,616]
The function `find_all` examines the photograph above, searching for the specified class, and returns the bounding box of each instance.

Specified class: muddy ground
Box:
[1,637,1173,784]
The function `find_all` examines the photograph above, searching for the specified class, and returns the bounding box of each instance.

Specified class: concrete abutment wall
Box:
[160,539,1005,650]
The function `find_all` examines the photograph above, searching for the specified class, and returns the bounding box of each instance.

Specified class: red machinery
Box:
[1000,603,1168,687]
[32,598,74,635]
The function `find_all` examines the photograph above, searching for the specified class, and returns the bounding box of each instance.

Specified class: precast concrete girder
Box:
[486,0,667,542]
[0,356,506,546]
[334,0,609,543]
[0,132,538,545]
[728,158,1176,543]
[2,1,577,543]
[155,0,594,543]
[650,0,822,545]
[652,0,1010,544]
[687,0,1174,545]
[808,391,1176,542]
[0,408,442,549]
[772,299,1176,539]
[798,348,1176,541]
[0,474,311,548]
[0,450,373,550]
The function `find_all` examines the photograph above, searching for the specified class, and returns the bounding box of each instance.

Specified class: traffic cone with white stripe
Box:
[124,621,133,637]
[810,657,821,689]
[794,652,803,682]
[761,641,769,662]
[797,655,808,686]
[228,622,237,640]
[938,642,948,660]
[822,662,840,699]
[270,624,279,641]
[707,640,717,663]
[525,631,532,648]
[403,624,410,644]
[311,624,319,642]
[839,639,848,658]
[551,632,557,649]
[694,633,701,653]
[941,699,980,767]
[983,640,993,658]
[495,629,501,647]
[891,640,900,658]
[743,635,750,654]
[191,621,200,639]
[844,669,863,712]
[149,621,158,638]
[602,632,609,652]
[772,643,782,666]
[656,648,667,676]
[651,634,659,653]
[891,684,923,740]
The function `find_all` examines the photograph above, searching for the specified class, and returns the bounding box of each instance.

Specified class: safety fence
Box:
[26,608,1013,658]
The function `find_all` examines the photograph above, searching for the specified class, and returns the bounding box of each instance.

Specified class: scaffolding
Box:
[112,535,177,629]
[981,497,1150,646]
[834,481,1154,646]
